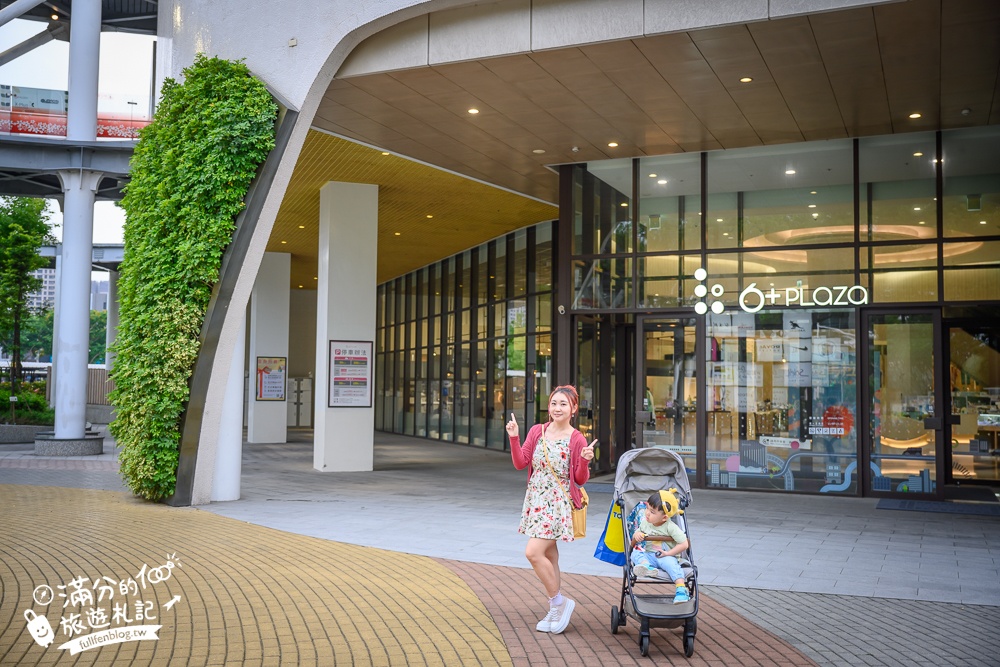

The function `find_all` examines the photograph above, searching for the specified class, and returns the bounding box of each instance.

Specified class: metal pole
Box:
[67,0,101,141]
[0,0,48,30]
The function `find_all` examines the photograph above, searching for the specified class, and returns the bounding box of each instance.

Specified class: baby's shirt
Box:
[638,518,686,554]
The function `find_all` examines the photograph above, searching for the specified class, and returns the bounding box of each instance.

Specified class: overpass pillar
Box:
[66,0,100,141]
[53,170,101,439]
[105,270,118,371]
[314,182,377,472]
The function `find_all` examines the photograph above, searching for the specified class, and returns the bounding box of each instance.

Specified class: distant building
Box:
[90,280,108,311]
[26,267,56,312]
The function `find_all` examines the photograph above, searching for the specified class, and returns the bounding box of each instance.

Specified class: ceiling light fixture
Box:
[394,232,401,236]
[532,149,545,154]
[608,142,619,148]
[739,77,753,83]
[657,179,667,185]
[913,152,923,157]
[918,221,925,225]
[50,13,58,20]
[980,220,988,225]
[716,218,723,222]
[785,169,796,175]
[812,213,819,218]
[314,276,318,280]
[810,191,817,195]
[808,204,817,208]
[468,108,479,114]
[914,207,921,211]
[426,215,433,218]
[620,202,628,207]
[908,112,922,119]
[648,173,657,178]
[298,225,305,228]
[381,152,390,156]
[280,240,287,244]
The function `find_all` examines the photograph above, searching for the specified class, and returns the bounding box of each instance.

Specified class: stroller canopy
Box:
[613,448,692,512]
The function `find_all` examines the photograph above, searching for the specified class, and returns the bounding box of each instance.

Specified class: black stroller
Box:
[610,448,698,657]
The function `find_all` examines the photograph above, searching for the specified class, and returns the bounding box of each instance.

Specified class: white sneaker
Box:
[535,606,559,632]
[549,598,575,634]
[632,564,657,579]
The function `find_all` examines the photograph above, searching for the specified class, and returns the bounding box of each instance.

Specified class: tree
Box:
[20,308,54,361]
[0,197,53,393]
[89,310,107,364]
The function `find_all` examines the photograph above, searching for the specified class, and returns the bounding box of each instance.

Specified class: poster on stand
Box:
[256,357,286,401]
[328,341,373,408]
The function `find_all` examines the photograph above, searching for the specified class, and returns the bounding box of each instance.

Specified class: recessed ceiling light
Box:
[608,142,619,148]
[918,221,925,225]
[298,285,303,288]
[723,232,729,236]
[914,207,921,211]
[50,13,58,20]
[381,152,390,156]
[739,77,753,83]
[426,215,433,218]
[810,191,817,195]
[716,218,723,222]
[298,225,305,228]
[468,108,479,114]
[280,240,287,244]
[812,213,819,218]
[808,204,817,209]
[913,152,923,157]
[785,169,796,175]
[532,149,545,154]
[908,112,922,119]
[313,276,318,280]
[394,232,401,236]
[657,179,667,185]
[648,173,657,178]
[980,220,988,225]
[620,202,628,207]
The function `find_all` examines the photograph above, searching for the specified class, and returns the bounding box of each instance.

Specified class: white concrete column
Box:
[54,170,101,438]
[67,0,100,141]
[246,252,290,443]
[314,182,378,472]
[105,270,119,371]
[212,316,246,501]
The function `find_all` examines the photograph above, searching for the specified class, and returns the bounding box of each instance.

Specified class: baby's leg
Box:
[653,554,685,584]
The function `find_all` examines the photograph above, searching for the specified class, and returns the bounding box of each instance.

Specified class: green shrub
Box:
[109,55,277,501]
[0,383,54,425]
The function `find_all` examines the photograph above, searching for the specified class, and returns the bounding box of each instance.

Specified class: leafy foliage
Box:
[110,55,277,500]
[0,197,54,392]
[19,308,105,363]
[0,382,53,425]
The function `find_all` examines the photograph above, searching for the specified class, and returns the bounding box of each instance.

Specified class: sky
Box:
[0,17,156,246]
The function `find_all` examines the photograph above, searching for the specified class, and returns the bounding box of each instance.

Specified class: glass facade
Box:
[377,126,1000,498]
[375,223,556,450]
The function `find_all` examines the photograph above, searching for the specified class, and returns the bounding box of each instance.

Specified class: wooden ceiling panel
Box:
[291,1,998,283]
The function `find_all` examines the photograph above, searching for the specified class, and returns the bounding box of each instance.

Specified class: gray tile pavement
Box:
[2,428,999,666]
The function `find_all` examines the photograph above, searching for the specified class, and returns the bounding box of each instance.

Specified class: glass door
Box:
[946,320,1000,486]
[863,311,943,497]
[636,316,698,474]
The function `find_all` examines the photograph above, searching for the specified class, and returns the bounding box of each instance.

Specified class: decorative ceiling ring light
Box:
[742,225,982,264]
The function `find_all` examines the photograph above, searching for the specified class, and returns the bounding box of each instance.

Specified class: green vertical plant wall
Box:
[110,55,277,500]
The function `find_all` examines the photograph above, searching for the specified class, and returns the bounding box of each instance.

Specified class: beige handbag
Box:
[541,429,589,539]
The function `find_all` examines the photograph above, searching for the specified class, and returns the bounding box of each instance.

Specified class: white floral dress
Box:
[518,435,575,541]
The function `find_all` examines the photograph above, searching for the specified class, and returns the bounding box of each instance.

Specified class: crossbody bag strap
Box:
[540,425,575,510]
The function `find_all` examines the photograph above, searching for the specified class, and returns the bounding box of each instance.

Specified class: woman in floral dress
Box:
[506,385,595,634]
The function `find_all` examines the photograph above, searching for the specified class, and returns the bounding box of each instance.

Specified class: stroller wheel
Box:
[610,606,620,635]
[639,634,650,656]
[683,635,695,657]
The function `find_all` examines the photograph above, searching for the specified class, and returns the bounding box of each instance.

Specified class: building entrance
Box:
[635,316,699,477]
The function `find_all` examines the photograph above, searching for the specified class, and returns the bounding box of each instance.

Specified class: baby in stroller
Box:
[629,489,691,604]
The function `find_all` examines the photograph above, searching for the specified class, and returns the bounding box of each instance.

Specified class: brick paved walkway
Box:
[0,484,817,666]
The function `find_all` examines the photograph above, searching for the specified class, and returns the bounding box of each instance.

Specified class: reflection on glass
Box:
[944,126,1000,238]
[573,258,631,309]
[706,309,857,494]
[949,324,1000,484]
[641,319,698,475]
[869,314,937,493]
[639,153,701,251]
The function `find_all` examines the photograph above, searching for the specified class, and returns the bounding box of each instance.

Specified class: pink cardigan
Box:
[509,423,590,509]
